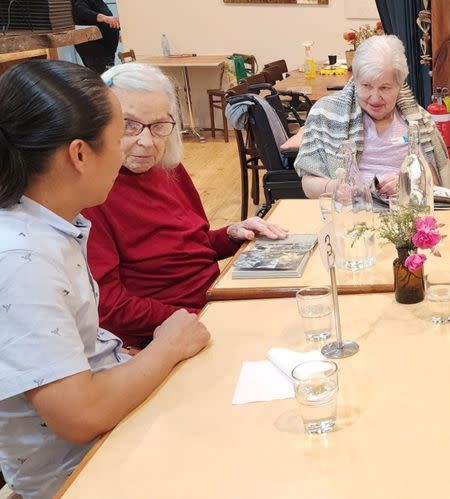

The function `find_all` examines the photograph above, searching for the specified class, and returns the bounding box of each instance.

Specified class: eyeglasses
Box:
[123,117,176,137]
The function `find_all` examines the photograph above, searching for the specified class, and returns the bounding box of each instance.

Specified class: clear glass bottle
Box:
[302,41,316,79]
[398,121,434,212]
[332,141,375,271]
[161,34,171,57]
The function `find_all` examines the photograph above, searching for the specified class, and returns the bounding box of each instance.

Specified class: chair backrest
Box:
[264,59,288,74]
[263,59,289,83]
[226,72,268,97]
[118,49,136,64]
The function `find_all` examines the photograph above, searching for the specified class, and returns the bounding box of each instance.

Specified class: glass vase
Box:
[393,247,425,304]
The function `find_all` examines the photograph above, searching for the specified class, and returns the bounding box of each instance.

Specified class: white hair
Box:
[352,35,409,87]
[102,63,182,167]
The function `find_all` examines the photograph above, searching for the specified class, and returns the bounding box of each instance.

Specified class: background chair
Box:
[207,53,257,141]
[263,59,289,83]
[118,49,136,63]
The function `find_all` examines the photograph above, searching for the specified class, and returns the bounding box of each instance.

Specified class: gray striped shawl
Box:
[294,79,450,187]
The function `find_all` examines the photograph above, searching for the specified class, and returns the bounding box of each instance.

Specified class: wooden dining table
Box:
[56,293,450,499]
[275,69,351,101]
[206,199,450,301]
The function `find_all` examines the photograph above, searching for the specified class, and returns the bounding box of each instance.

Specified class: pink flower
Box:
[412,229,441,249]
[415,216,437,231]
[404,253,427,272]
[412,216,441,249]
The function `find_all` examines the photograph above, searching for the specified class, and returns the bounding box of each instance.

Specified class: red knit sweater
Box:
[83,164,240,348]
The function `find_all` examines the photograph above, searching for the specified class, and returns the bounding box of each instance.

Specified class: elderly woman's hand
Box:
[378,174,398,196]
[227,217,288,242]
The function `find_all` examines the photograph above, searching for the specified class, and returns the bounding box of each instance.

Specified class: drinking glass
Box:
[319,193,333,221]
[292,360,339,434]
[328,55,337,66]
[389,194,400,212]
[425,272,450,324]
[296,287,332,341]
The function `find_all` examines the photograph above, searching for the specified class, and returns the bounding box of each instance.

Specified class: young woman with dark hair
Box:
[0,60,209,499]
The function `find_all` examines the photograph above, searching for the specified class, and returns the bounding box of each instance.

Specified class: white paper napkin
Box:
[232,348,325,405]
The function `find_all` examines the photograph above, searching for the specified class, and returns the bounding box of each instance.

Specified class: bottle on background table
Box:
[302,41,316,79]
[161,34,171,57]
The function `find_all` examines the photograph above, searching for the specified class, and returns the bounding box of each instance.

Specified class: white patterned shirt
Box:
[0,197,129,499]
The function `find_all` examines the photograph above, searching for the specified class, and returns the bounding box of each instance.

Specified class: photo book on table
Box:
[371,185,450,211]
[231,234,318,279]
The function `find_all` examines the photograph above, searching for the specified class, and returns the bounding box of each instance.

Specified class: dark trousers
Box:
[75,25,119,74]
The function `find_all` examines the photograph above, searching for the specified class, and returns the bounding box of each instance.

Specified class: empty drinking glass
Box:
[296,287,332,341]
[425,272,450,324]
[292,359,339,434]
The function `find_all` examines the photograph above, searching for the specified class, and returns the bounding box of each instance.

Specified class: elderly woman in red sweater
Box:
[83,63,287,349]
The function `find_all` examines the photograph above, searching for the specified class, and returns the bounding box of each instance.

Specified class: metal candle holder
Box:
[321,234,359,359]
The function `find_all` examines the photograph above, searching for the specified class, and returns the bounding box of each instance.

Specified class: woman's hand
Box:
[97,14,120,29]
[377,174,398,196]
[227,217,288,242]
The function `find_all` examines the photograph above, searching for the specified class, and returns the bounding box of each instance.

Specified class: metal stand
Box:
[321,236,359,359]
[181,66,206,142]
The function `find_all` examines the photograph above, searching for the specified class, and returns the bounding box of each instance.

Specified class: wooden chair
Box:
[118,49,136,63]
[207,53,257,142]
[233,124,264,219]
[225,74,271,219]
[263,59,289,84]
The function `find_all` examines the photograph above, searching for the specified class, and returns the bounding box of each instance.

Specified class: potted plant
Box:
[352,206,445,304]
[343,21,384,70]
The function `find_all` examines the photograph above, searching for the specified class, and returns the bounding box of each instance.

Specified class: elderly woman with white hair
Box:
[294,34,450,198]
[83,62,287,349]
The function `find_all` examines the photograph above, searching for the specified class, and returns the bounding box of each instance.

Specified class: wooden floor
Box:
[182,132,262,229]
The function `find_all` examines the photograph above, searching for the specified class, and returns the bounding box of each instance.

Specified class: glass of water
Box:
[292,360,339,434]
[425,272,450,324]
[319,193,333,221]
[296,287,332,341]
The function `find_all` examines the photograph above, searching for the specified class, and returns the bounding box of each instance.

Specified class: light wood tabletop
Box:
[276,70,351,101]
[137,54,228,68]
[207,199,450,301]
[57,294,450,499]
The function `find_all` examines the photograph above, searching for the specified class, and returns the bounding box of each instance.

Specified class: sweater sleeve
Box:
[72,0,111,25]
[175,164,241,260]
[208,227,241,260]
[84,206,195,344]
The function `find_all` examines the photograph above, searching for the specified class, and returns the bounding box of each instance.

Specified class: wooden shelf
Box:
[0,25,101,55]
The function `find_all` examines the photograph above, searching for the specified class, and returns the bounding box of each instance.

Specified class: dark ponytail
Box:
[0,60,113,208]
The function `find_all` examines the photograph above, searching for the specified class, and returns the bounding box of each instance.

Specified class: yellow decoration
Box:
[320,68,347,76]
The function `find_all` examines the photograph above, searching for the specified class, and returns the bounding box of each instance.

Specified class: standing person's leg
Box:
[99,25,120,69]
[75,41,108,74]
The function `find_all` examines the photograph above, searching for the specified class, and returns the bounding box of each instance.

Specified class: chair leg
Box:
[209,94,216,138]
[240,165,249,221]
[250,167,260,205]
[221,95,229,142]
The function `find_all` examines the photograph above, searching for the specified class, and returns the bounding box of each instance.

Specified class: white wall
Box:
[116,0,378,128]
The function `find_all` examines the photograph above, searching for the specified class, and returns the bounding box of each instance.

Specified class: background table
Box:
[138,55,227,141]
[276,70,351,101]
[207,199,450,301]
[57,294,450,499]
